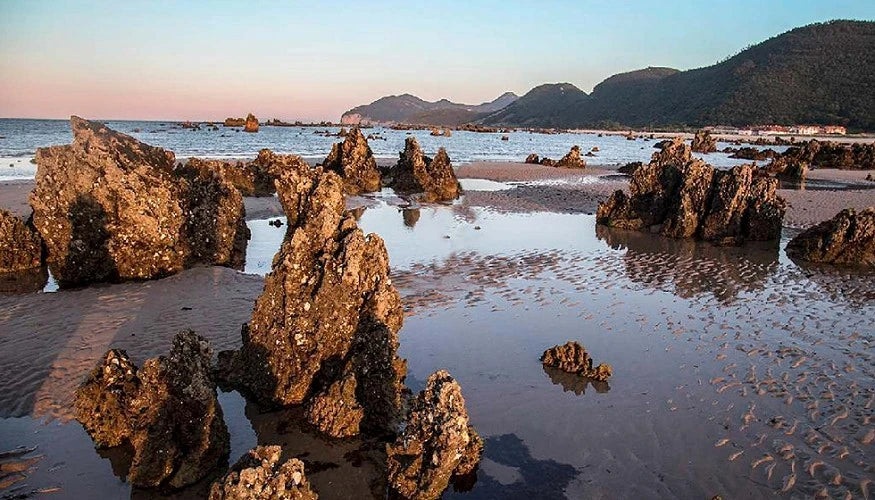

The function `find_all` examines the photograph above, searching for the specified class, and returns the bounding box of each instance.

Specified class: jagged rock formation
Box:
[187,158,256,195]
[386,371,482,500]
[540,341,612,381]
[779,139,875,170]
[525,153,540,164]
[250,149,309,197]
[596,138,786,245]
[209,446,317,500]
[244,113,259,133]
[554,145,587,169]
[322,127,382,194]
[786,207,875,266]
[725,147,778,161]
[224,117,246,127]
[73,331,229,489]
[691,130,717,153]
[540,157,556,167]
[387,137,461,202]
[766,156,809,181]
[31,117,248,286]
[217,163,406,438]
[0,209,42,273]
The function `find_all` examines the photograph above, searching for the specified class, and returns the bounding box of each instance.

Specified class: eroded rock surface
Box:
[31,117,248,286]
[525,153,540,164]
[73,330,229,489]
[209,446,317,500]
[691,130,717,153]
[786,207,875,266]
[541,341,612,381]
[0,209,42,273]
[217,163,405,437]
[386,370,482,500]
[779,139,875,170]
[244,113,259,133]
[554,145,586,169]
[388,137,461,202]
[597,138,786,245]
[322,127,381,194]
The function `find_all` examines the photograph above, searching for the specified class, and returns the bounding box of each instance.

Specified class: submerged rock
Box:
[785,207,875,266]
[596,138,786,245]
[525,153,540,164]
[73,331,229,489]
[31,117,248,286]
[541,341,612,381]
[386,370,482,500]
[388,137,461,202]
[217,163,405,437]
[0,209,42,273]
[244,113,259,133]
[209,446,317,500]
[554,145,586,169]
[322,127,381,194]
[691,130,717,153]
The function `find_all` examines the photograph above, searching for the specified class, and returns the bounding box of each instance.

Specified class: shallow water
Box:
[1,190,873,499]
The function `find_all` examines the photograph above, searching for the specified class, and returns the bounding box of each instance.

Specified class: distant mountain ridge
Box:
[344,20,875,131]
[341,92,518,126]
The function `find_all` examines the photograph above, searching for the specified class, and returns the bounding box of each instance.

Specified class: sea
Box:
[0,118,771,181]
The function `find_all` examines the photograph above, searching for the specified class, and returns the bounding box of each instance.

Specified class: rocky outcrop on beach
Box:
[785,207,875,266]
[209,446,318,500]
[725,147,778,161]
[618,161,642,175]
[386,370,482,500]
[539,157,556,167]
[217,162,406,437]
[525,153,540,164]
[691,130,717,153]
[779,139,875,170]
[766,156,809,181]
[73,330,229,489]
[541,341,612,381]
[596,138,786,245]
[554,145,586,169]
[31,117,249,286]
[250,149,309,197]
[0,209,42,273]
[244,113,259,133]
[322,127,382,194]
[387,137,461,202]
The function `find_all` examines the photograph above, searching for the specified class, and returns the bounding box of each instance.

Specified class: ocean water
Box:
[0,118,765,181]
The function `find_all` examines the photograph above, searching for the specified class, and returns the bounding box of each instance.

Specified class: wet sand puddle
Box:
[1,189,873,498]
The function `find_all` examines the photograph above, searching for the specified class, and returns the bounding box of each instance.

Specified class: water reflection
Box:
[447,434,577,500]
[542,365,610,396]
[595,225,779,304]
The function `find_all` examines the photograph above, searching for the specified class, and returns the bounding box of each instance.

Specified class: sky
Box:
[1,1,874,122]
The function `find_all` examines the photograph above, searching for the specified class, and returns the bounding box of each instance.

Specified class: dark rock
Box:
[500,135,509,141]
[0,209,42,273]
[304,372,363,438]
[73,331,229,489]
[31,117,248,286]
[217,163,405,437]
[780,139,875,170]
[524,153,540,164]
[386,370,482,500]
[244,113,259,133]
[767,156,809,181]
[617,162,642,175]
[726,147,778,161]
[268,218,284,227]
[867,173,874,182]
[322,127,381,194]
[540,341,612,381]
[596,138,785,245]
[652,139,672,149]
[691,130,717,153]
[187,158,256,196]
[786,207,875,266]
[209,446,317,500]
[539,157,556,167]
[388,137,461,202]
[554,145,586,169]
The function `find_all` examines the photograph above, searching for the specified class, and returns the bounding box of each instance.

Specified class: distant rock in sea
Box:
[554,145,587,169]
[596,138,786,245]
[691,130,717,153]
[786,207,875,266]
[244,113,259,133]
[31,116,249,286]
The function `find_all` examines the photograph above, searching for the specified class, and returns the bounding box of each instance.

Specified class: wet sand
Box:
[1,166,875,499]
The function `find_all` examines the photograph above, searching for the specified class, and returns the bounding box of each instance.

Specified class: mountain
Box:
[341,92,518,125]
[480,21,875,130]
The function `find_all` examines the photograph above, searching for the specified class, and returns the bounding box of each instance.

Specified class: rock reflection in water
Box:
[447,434,577,500]
[595,224,779,303]
[542,365,610,396]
